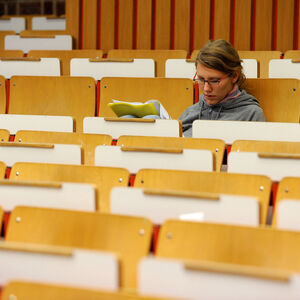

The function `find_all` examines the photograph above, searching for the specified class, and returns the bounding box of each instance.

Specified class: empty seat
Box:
[15,130,112,165]
[117,135,225,171]
[269,59,300,79]
[83,117,181,139]
[98,77,194,119]
[8,76,96,133]
[6,206,153,289]
[10,163,130,212]
[32,16,66,31]
[0,17,25,34]
[107,49,188,77]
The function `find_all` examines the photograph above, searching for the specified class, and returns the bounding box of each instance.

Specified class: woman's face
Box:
[196,63,239,106]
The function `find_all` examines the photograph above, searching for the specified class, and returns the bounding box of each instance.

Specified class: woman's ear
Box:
[232,70,240,83]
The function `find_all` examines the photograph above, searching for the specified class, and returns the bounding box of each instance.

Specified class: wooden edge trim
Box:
[104,117,156,123]
[0,57,41,62]
[0,16,11,20]
[144,189,220,200]
[89,58,134,63]
[184,261,291,282]
[121,146,183,154]
[0,179,62,189]
[19,34,56,39]
[186,59,196,63]
[258,152,300,159]
[0,241,73,257]
[291,59,300,63]
[0,142,54,149]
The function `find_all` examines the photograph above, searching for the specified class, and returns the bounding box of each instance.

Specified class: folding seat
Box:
[107,49,188,77]
[8,76,96,133]
[15,130,112,165]
[28,49,104,75]
[116,135,225,171]
[134,169,271,225]
[0,241,119,290]
[10,163,130,212]
[97,77,193,119]
[269,59,300,79]
[0,17,26,34]
[84,117,181,139]
[32,16,66,30]
[6,206,153,290]
[139,256,300,300]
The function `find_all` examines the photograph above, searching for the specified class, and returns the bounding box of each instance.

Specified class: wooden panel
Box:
[0,161,5,178]
[136,0,152,49]
[82,0,98,49]
[0,31,15,50]
[254,0,273,50]
[118,0,134,49]
[174,0,191,51]
[276,0,294,52]
[214,0,231,41]
[193,0,210,51]
[0,75,6,114]
[155,0,171,49]
[99,0,116,50]
[0,129,9,142]
[234,0,252,50]
[65,0,80,49]
[297,0,300,50]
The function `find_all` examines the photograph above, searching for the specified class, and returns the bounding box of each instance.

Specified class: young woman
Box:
[180,39,266,137]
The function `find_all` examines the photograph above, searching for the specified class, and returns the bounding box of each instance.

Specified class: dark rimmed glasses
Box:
[193,73,229,87]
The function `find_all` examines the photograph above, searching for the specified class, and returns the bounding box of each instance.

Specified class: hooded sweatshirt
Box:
[179,88,266,137]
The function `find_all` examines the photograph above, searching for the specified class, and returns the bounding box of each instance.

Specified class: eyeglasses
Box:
[193,73,229,86]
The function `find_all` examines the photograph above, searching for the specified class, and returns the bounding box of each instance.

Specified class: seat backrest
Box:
[0,180,96,212]
[0,142,82,167]
[284,50,300,60]
[5,34,72,53]
[111,187,259,226]
[6,206,153,289]
[269,59,300,79]
[273,177,300,229]
[193,120,300,144]
[70,58,155,80]
[0,241,119,290]
[0,75,6,113]
[0,17,26,34]
[0,31,15,50]
[2,281,168,300]
[245,78,300,122]
[117,135,225,171]
[94,145,213,174]
[134,169,271,224]
[139,256,300,300]
[99,77,194,119]
[156,220,300,272]
[0,128,9,141]
[84,117,181,139]
[32,16,66,31]
[0,205,3,230]
[15,130,112,165]
[8,76,96,133]
[228,141,300,181]
[10,163,130,212]
[0,161,6,178]
[238,51,282,78]
[0,50,24,57]
[107,49,188,77]
[0,57,60,78]
[28,49,104,75]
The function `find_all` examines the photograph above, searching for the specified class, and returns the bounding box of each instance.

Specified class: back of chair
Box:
[0,75,6,113]
[134,169,271,224]
[284,50,300,60]
[0,17,25,34]
[0,161,6,178]
[31,16,66,30]
[156,220,300,272]
[107,49,188,77]
[6,206,153,289]
[8,76,96,133]
[0,50,24,57]
[238,51,282,78]
[0,128,9,141]
[99,77,194,119]
[245,78,300,122]
[117,135,225,171]
[28,49,104,75]
[0,31,15,50]
[10,162,130,212]
[15,130,112,165]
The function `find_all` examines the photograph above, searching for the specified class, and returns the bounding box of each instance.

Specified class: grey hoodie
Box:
[179,89,266,137]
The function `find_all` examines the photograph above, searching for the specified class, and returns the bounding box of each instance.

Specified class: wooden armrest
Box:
[104,117,156,123]
[0,241,72,256]
[0,179,62,188]
[0,57,41,62]
[144,189,219,200]
[89,58,134,63]
[121,145,183,154]
[185,261,291,282]
[258,152,300,159]
[0,142,54,149]
[291,59,300,63]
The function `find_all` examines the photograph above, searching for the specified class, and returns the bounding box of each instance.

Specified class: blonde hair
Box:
[196,39,246,89]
